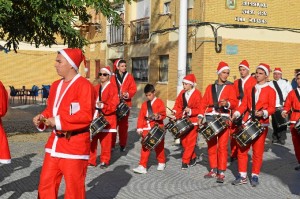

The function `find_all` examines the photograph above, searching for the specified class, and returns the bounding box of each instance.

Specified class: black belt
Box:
[56,127,89,138]
[293,109,300,112]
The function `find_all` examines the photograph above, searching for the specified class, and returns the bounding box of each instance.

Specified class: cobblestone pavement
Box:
[0,103,299,199]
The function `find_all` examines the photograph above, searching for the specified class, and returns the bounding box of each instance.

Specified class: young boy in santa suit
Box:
[282,71,300,171]
[0,81,11,164]
[111,59,137,152]
[133,84,166,174]
[88,66,119,169]
[198,61,237,183]
[230,60,256,162]
[231,63,276,187]
[171,74,202,170]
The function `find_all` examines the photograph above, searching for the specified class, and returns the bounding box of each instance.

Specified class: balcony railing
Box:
[130,17,150,42]
[108,24,124,44]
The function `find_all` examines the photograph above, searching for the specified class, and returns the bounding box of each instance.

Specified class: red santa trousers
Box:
[38,153,88,199]
[207,128,230,171]
[181,126,198,164]
[90,132,113,165]
[112,112,130,148]
[139,130,165,167]
[0,120,11,163]
[237,128,268,174]
[290,124,300,163]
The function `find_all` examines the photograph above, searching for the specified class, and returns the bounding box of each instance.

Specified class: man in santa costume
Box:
[231,63,276,187]
[0,81,11,164]
[33,48,95,199]
[88,66,119,168]
[282,71,300,171]
[133,84,166,174]
[231,60,256,162]
[269,67,292,145]
[111,59,137,152]
[198,61,237,183]
[171,74,202,170]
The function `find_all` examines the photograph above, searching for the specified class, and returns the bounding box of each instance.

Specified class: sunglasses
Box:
[99,73,109,77]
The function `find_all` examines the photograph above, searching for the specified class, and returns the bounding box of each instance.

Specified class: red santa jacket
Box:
[199,83,237,117]
[111,72,137,107]
[233,75,256,107]
[94,81,119,132]
[236,83,276,125]
[172,88,202,124]
[283,89,300,123]
[39,74,95,160]
[137,97,166,131]
[0,81,8,118]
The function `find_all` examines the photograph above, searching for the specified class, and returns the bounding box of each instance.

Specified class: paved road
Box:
[0,104,299,199]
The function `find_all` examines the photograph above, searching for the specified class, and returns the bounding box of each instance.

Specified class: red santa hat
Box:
[273,67,282,74]
[113,59,121,71]
[182,74,196,86]
[58,48,86,72]
[217,61,230,74]
[257,63,271,76]
[239,60,250,70]
[100,66,111,75]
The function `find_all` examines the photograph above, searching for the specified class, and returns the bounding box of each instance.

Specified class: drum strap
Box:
[98,85,102,102]
[115,74,121,97]
[211,84,219,111]
[182,92,188,110]
[147,100,154,118]
[273,81,284,105]
[295,89,300,102]
[251,87,256,120]
[238,79,244,100]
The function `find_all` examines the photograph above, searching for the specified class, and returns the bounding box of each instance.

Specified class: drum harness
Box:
[115,73,129,119]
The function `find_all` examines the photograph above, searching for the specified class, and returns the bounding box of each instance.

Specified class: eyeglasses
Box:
[99,73,109,77]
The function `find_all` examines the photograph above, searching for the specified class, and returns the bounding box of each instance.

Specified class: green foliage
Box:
[0,0,130,52]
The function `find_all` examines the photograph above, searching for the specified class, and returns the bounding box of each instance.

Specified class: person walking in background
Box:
[231,63,276,187]
[282,71,300,171]
[133,84,166,174]
[0,81,11,164]
[269,67,292,145]
[198,61,237,183]
[111,59,137,152]
[231,60,256,162]
[171,74,202,170]
[89,66,119,169]
[291,69,300,89]
[33,48,95,199]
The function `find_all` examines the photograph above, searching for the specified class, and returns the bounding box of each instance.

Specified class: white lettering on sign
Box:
[257,10,267,16]
[242,9,255,15]
[242,1,268,8]
[235,17,246,22]
[249,18,267,24]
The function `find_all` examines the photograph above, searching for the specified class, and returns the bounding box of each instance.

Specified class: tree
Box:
[0,0,130,52]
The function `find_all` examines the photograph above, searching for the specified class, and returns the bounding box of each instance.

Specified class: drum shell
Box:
[165,118,194,139]
[142,125,166,150]
[234,120,264,147]
[198,116,227,141]
[116,102,130,120]
[273,109,290,128]
[89,116,109,140]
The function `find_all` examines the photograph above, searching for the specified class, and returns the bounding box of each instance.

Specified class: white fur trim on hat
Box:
[273,69,282,74]
[100,68,111,76]
[182,79,195,86]
[217,66,230,74]
[239,64,249,70]
[257,65,269,76]
[58,49,78,71]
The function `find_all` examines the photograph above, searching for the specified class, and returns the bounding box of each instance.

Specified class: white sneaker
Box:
[133,165,147,174]
[157,163,166,171]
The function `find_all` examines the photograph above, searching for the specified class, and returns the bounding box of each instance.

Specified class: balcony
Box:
[130,17,150,42]
[107,24,124,44]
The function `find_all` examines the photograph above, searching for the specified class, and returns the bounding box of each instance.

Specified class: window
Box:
[163,2,171,14]
[136,0,150,19]
[132,57,148,82]
[107,5,125,44]
[159,55,169,82]
[186,53,192,74]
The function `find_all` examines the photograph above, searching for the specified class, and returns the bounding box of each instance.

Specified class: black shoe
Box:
[231,174,247,185]
[230,157,237,162]
[295,165,300,171]
[120,146,126,152]
[100,162,108,169]
[181,162,188,170]
[189,157,197,167]
[250,176,259,187]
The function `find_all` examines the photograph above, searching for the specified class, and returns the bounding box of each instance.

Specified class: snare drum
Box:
[234,119,264,147]
[165,118,194,139]
[198,115,228,141]
[116,101,130,120]
[141,124,166,150]
[294,119,300,134]
[273,109,290,128]
[89,115,109,140]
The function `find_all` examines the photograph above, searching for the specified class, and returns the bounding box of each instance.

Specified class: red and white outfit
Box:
[137,97,166,167]
[0,81,11,164]
[38,74,95,199]
[89,81,119,166]
[172,74,202,165]
[282,89,300,165]
[111,61,137,149]
[234,82,276,177]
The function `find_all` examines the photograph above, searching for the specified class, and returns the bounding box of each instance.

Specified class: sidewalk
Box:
[0,104,299,199]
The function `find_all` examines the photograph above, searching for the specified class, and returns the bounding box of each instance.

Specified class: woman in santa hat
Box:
[171,73,202,170]
[198,61,238,183]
